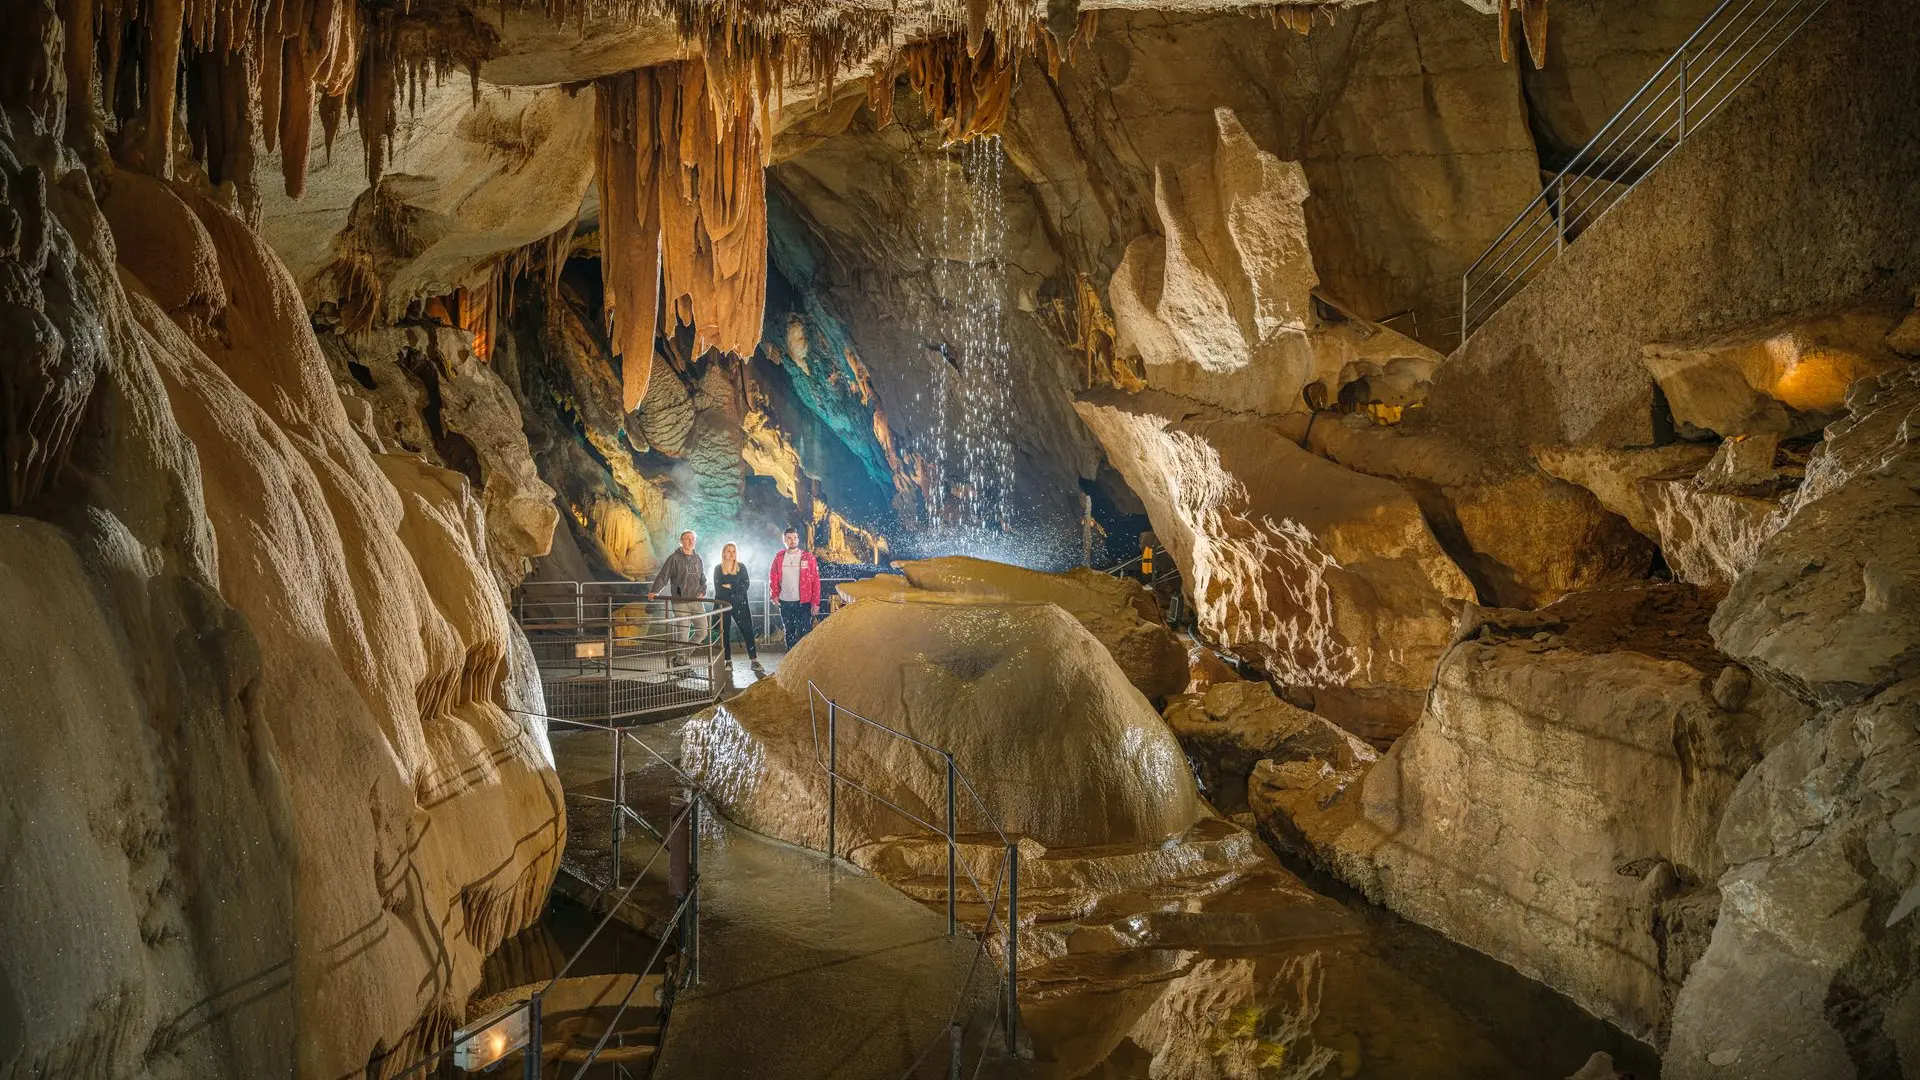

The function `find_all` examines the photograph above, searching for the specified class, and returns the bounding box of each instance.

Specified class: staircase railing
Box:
[381,790,702,1080]
[804,681,1021,1076]
[1459,0,1830,339]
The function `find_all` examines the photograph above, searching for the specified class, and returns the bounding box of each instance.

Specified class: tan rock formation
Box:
[1164,680,1376,816]
[321,322,558,590]
[1310,420,1655,608]
[1641,304,1911,439]
[1634,435,1797,588]
[1106,107,1442,417]
[836,555,1187,698]
[1711,364,1920,707]
[258,80,596,314]
[2,148,561,1075]
[1076,392,1474,743]
[1533,443,1720,540]
[1256,586,1809,1042]
[683,595,1206,852]
[1662,363,1920,1076]
[1665,679,1920,1080]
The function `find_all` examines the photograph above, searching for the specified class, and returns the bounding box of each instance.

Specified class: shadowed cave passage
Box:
[2,0,1917,1078]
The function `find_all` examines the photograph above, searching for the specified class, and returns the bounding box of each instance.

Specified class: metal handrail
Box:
[802,681,1021,1065]
[381,795,702,1080]
[513,582,730,724]
[1459,0,1830,340]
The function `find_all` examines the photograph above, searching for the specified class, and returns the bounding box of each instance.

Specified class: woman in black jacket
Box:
[713,543,759,664]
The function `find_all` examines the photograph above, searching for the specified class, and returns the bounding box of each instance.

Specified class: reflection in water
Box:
[477,896,662,1002]
[1017,863,1660,1080]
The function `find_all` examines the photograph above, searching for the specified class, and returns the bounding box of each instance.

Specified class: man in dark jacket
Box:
[768,527,820,649]
[650,530,706,665]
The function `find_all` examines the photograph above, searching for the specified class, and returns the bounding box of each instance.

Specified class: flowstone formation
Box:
[683,592,1207,853]
[1,121,560,1075]
[835,555,1188,698]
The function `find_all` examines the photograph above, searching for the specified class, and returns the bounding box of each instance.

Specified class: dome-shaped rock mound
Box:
[684,596,1206,852]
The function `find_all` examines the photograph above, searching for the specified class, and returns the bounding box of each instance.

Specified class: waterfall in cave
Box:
[923,135,1017,551]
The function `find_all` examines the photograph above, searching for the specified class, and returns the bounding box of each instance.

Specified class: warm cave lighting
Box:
[451,1003,531,1072]
[574,641,607,659]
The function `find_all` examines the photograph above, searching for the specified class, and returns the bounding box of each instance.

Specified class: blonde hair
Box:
[721,542,740,573]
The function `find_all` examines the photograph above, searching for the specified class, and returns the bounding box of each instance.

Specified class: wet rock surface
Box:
[684,592,1206,852]
[837,555,1188,699]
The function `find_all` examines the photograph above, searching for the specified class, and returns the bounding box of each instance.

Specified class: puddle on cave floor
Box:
[1018,859,1661,1080]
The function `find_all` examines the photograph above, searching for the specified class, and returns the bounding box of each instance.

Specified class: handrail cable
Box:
[803,680,1021,1072]
[381,795,699,1080]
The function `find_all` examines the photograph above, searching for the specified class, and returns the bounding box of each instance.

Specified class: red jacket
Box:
[769,547,821,605]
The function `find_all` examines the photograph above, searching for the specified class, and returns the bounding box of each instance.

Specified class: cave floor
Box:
[550,678,1017,1079]
[653,819,1014,1080]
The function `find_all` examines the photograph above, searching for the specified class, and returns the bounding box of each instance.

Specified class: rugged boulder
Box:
[1664,679,1920,1080]
[1660,363,1920,1078]
[1077,392,1475,743]
[836,555,1187,698]
[1711,364,1920,707]
[1255,585,1809,1042]
[1164,680,1376,816]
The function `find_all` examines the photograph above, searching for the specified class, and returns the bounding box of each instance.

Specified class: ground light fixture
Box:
[452,1002,532,1071]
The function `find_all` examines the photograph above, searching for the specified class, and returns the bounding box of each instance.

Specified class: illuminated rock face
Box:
[258,80,597,319]
[1,151,559,1075]
[684,596,1206,851]
[1077,394,1474,743]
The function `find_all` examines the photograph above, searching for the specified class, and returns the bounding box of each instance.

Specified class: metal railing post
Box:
[524,995,543,1080]
[611,728,625,889]
[945,754,958,938]
[949,1022,963,1080]
[1678,50,1690,137]
[691,793,701,984]
[1005,843,1019,1055]
[1553,174,1566,253]
[1460,272,1470,343]
[826,701,838,860]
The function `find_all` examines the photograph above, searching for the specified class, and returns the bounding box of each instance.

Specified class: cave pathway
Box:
[549,700,1013,1079]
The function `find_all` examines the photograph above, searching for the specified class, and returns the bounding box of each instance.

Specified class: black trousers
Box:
[779,600,813,649]
[722,601,757,659]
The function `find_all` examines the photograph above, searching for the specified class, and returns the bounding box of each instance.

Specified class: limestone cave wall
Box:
[0,16,563,1076]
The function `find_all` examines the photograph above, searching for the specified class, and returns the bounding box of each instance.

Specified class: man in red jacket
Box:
[769,527,821,649]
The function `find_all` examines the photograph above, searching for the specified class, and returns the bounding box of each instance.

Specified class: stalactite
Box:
[143,0,187,177]
[1268,5,1317,35]
[594,69,663,412]
[593,61,766,413]
[897,32,1021,144]
[1498,0,1550,68]
[279,36,315,196]
[60,0,95,135]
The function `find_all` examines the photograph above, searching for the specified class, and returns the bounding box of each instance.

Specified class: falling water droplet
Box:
[917,135,1017,558]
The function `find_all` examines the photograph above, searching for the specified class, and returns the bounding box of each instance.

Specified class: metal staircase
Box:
[1461,0,1832,339]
